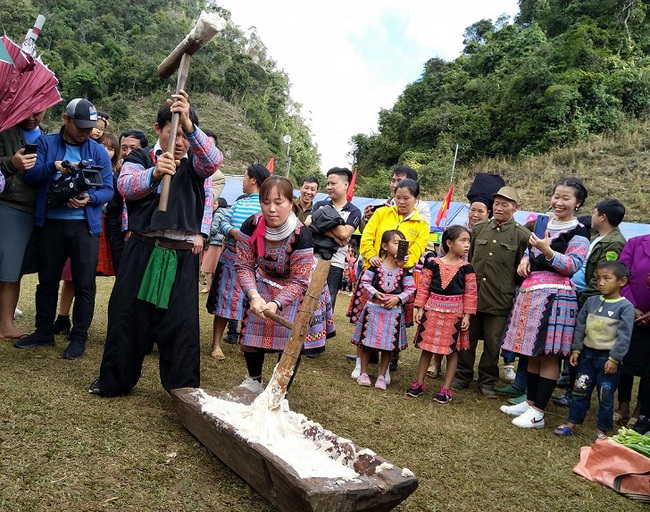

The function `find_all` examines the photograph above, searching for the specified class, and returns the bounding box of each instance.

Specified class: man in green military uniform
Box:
[453,186,530,395]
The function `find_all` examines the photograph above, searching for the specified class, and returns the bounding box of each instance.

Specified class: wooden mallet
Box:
[156,10,227,212]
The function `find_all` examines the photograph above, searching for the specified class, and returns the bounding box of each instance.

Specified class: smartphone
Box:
[370,204,384,212]
[24,143,37,155]
[397,239,409,260]
[533,214,549,238]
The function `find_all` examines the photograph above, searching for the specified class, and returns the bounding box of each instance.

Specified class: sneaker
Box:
[556,374,570,388]
[62,338,85,360]
[384,368,391,386]
[633,415,650,435]
[508,393,528,405]
[389,361,398,372]
[375,375,387,390]
[88,378,105,396]
[224,333,239,345]
[451,378,469,390]
[14,332,55,349]
[351,364,361,379]
[502,365,516,383]
[239,377,264,393]
[512,407,545,428]
[357,373,371,387]
[53,315,71,335]
[595,432,608,441]
[495,384,524,396]
[551,391,571,407]
[433,387,452,404]
[14,307,23,319]
[406,380,425,398]
[479,386,497,398]
[500,401,530,416]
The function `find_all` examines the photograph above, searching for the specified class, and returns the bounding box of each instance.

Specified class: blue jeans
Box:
[568,347,621,432]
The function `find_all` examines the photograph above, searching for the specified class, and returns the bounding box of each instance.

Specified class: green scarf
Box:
[137,247,178,309]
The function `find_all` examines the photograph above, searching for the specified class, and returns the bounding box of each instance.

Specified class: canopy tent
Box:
[218,177,650,240]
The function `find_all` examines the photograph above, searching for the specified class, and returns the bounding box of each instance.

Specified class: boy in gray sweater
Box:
[553,261,634,438]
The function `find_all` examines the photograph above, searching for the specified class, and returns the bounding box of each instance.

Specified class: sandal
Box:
[613,412,630,425]
[553,424,574,437]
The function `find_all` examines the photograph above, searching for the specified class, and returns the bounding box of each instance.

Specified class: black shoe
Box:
[556,374,570,388]
[52,315,71,335]
[389,361,398,372]
[224,333,239,344]
[14,332,55,349]
[88,378,104,395]
[63,338,85,360]
[633,415,650,435]
[551,392,572,407]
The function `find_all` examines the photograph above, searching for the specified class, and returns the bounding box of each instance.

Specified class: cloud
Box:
[216,0,519,171]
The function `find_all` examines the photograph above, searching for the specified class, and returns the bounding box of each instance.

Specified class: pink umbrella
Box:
[0,34,61,131]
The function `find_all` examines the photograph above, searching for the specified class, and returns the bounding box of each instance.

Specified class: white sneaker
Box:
[384,368,391,386]
[500,401,530,416]
[14,307,23,319]
[512,407,545,428]
[502,365,516,383]
[239,377,263,393]
[351,364,361,379]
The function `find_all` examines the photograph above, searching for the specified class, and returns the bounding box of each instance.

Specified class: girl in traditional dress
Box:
[407,226,477,403]
[206,164,270,360]
[499,177,590,428]
[235,176,333,393]
[351,229,416,390]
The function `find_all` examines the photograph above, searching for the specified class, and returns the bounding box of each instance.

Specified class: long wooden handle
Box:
[158,53,191,213]
[263,310,294,331]
[273,260,331,398]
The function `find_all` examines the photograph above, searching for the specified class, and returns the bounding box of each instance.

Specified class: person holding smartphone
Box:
[0,110,47,340]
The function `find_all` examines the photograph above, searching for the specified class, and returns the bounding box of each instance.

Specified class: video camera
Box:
[46,160,104,209]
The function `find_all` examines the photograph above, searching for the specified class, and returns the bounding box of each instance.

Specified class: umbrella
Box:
[0,34,61,132]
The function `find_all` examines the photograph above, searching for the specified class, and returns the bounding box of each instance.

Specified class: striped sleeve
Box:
[186,126,223,178]
[548,234,590,276]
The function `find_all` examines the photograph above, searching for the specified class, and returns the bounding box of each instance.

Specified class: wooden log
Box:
[171,387,419,512]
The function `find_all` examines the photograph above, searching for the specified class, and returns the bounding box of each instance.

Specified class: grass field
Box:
[1,275,645,512]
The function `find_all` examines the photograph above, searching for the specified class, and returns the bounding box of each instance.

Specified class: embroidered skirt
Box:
[414,293,468,355]
[206,248,244,320]
[501,273,578,357]
[351,302,408,352]
[347,278,414,326]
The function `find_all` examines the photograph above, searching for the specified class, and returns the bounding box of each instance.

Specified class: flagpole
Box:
[449,143,459,185]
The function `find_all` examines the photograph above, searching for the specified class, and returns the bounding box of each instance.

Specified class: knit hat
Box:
[466,173,506,212]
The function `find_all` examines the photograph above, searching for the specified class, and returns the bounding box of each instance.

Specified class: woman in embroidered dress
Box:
[235,176,332,393]
[407,226,477,403]
[348,179,430,380]
[206,164,270,360]
[500,177,590,428]
[351,230,416,390]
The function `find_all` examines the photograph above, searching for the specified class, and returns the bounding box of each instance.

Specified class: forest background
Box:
[1,0,650,220]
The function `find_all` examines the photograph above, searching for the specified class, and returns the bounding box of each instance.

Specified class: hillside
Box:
[0,0,320,180]
[456,118,650,223]
[88,93,275,176]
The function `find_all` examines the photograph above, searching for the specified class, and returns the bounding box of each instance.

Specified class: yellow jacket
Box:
[360,205,430,269]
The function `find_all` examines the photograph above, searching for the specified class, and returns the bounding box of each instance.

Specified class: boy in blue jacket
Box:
[16,98,113,360]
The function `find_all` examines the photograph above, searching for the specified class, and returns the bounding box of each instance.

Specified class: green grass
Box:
[1,276,644,511]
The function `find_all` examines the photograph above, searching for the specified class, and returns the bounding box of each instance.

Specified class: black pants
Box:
[96,237,200,395]
[105,214,125,274]
[35,219,99,342]
[327,265,344,311]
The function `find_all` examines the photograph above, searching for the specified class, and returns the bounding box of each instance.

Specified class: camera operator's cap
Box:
[493,186,521,205]
[65,98,99,129]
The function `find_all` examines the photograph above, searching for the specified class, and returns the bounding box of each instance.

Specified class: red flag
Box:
[266,156,275,174]
[346,168,357,202]
[435,184,454,227]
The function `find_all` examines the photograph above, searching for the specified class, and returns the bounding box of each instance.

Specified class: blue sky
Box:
[216,0,520,170]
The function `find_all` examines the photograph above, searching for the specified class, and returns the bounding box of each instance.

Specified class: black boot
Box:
[53,315,71,335]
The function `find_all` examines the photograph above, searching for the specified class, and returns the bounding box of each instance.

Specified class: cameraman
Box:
[17,98,113,360]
